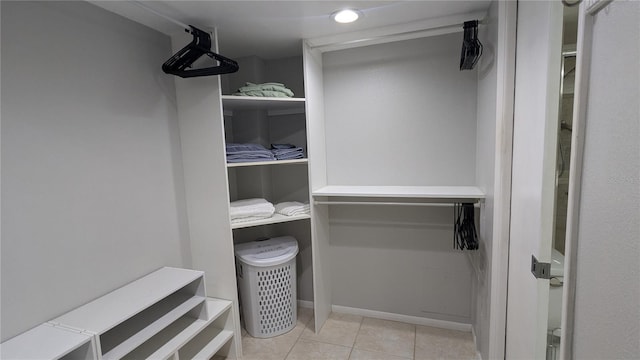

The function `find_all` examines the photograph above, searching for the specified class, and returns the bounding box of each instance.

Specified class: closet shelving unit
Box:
[222,94,311,230]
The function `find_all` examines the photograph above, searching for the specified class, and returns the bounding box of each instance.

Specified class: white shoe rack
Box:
[0,267,235,360]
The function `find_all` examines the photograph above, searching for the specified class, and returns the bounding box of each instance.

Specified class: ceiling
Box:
[93,1,491,60]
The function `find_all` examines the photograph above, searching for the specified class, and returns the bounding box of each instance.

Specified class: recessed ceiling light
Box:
[332,9,361,24]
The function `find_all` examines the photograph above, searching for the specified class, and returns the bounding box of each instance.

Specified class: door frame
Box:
[488,1,517,359]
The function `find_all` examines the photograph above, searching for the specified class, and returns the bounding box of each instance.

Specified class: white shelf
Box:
[227,158,308,168]
[221,95,306,115]
[121,317,207,360]
[0,323,93,360]
[182,329,234,360]
[312,185,485,200]
[102,295,205,360]
[53,267,204,334]
[122,299,232,360]
[204,298,233,320]
[178,299,233,359]
[231,213,311,229]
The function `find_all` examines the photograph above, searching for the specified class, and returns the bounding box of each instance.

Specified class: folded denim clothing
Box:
[227,154,276,163]
[271,143,304,160]
[272,151,303,160]
[226,143,270,153]
[271,143,296,149]
[226,143,276,163]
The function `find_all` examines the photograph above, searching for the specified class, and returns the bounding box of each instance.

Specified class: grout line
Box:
[283,338,296,360]
[348,314,364,360]
[347,346,354,359]
[286,307,320,360]
[352,313,365,351]
[283,328,303,360]
[413,322,417,360]
[283,309,313,360]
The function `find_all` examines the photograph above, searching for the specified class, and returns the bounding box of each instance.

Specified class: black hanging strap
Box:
[162,26,239,78]
[460,20,483,71]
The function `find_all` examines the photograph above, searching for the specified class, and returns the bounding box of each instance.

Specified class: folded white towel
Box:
[230,198,275,220]
[231,215,273,224]
[275,201,310,216]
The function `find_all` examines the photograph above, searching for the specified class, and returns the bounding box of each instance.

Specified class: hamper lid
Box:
[234,236,299,267]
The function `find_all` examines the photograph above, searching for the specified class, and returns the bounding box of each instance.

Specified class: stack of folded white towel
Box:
[230,198,275,223]
[275,201,310,216]
[229,199,310,224]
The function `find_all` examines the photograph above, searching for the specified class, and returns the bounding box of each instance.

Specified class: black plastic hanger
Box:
[162,26,239,78]
[453,203,479,250]
[460,20,483,71]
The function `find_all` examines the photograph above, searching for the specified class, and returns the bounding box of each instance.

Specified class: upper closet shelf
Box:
[312,185,484,202]
[221,95,306,116]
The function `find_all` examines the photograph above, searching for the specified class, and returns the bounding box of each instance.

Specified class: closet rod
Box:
[314,200,481,208]
[312,24,461,49]
[132,1,190,31]
[308,11,486,53]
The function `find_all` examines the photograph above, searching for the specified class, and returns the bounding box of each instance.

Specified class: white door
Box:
[506,1,564,358]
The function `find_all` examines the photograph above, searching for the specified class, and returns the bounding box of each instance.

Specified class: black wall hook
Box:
[162,26,239,78]
[460,20,483,71]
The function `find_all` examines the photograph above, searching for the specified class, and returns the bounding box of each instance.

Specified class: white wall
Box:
[573,2,639,357]
[321,34,477,323]
[323,34,477,187]
[1,1,190,341]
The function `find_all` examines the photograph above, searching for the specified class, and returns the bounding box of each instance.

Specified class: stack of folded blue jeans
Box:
[226,143,275,163]
[271,144,304,160]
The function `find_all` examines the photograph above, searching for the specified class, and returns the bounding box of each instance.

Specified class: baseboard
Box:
[296,300,473,333]
[331,305,472,332]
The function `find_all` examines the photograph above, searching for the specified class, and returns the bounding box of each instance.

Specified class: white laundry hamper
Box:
[234,236,298,338]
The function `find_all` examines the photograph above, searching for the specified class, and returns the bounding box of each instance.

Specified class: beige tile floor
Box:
[233,307,478,360]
